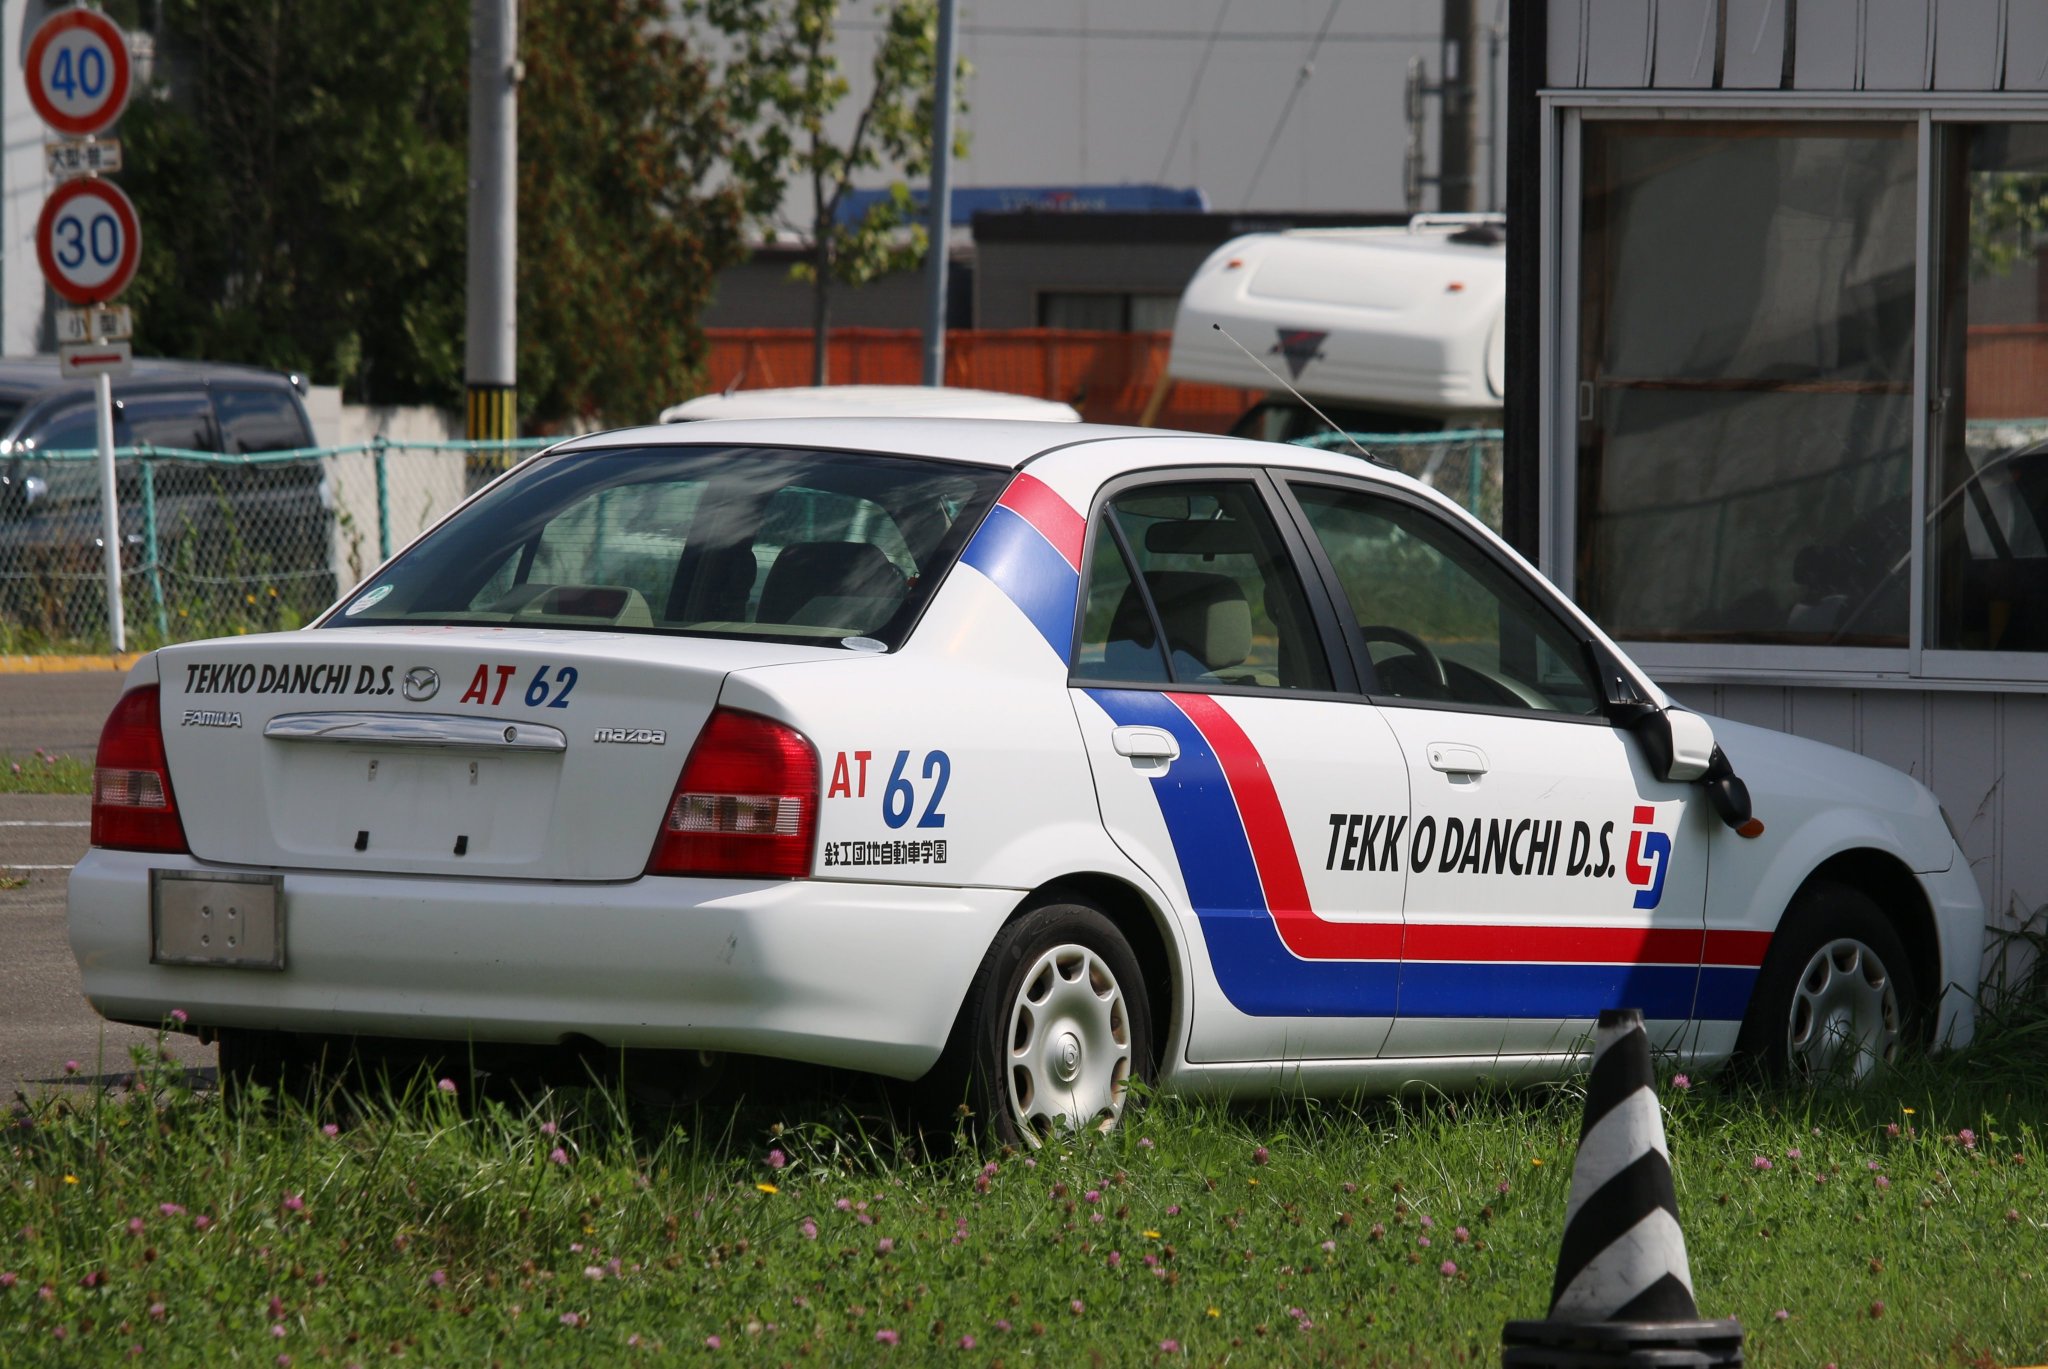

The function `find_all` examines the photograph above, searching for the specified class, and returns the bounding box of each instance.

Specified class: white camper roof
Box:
[1167,214,1506,420]
[660,385,1082,425]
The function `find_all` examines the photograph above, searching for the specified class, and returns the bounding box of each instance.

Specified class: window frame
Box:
[1064,465,1364,701]
[1545,97,2048,691]
[1275,472,1619,728]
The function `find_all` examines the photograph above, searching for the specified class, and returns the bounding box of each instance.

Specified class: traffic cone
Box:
[1502,1008,1746,1367]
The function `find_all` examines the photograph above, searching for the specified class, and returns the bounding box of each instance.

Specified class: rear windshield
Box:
[320,444,1008,648]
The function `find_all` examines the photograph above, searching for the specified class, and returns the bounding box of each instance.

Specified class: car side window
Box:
[214,386,309,453]
[1081,480,1332,692]
[121,392,214,451]
[1290,483,1601,715]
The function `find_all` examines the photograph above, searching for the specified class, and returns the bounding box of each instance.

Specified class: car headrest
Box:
[759,541,904,626]
[1146,569,1251,673]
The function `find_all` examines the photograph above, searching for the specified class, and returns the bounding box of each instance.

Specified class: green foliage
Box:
[5,1010,2047,1363]
[120,0,749,425]
[121,0,468,406]
[689,0,969,381]
[0,751,92,795]
[1970,172,2048,277]
[516,0,749,424]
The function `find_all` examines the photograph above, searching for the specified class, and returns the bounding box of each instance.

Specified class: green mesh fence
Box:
[0,439,552,653]
[1,431,1504,654]
[1288,429,1505,531]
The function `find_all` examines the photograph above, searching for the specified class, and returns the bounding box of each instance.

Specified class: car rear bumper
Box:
[68,850,1016,1079]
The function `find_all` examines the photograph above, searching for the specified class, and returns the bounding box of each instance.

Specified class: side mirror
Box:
[1629,706,1715,783]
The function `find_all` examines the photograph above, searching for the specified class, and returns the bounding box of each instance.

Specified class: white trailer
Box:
[1165,214,1507,442]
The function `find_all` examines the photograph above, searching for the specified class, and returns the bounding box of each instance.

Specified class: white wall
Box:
[3,0,58,355]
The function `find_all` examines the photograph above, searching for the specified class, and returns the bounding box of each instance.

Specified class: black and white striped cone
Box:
[1501,1009,1745,1368]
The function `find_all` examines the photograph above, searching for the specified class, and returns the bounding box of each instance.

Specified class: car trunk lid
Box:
[154,627,839,880]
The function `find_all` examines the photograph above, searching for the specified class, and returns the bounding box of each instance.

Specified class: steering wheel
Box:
[1357,624,1449,694]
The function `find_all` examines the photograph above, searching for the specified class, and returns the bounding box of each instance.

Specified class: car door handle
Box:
[1427,743,1488,776]
[1111,725,1180,772]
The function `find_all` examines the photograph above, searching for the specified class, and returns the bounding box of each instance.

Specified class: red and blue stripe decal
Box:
[960,473,1086,658]
[1087,688,1769,1021]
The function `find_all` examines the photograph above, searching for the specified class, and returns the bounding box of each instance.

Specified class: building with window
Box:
[1509,1,2048,967]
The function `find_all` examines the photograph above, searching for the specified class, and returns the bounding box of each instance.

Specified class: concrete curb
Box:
[0,653,144,675]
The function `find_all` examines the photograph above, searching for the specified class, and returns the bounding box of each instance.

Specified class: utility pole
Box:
[921,0,959,387]
[1438,0,1477,212]
[466,0,518,449]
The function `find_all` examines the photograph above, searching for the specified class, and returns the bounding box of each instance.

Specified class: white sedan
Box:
[70,419,1982,1143]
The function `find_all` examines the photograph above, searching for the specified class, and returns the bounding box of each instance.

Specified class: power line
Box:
[1154,0,1232,183]
[1240,0,1344,209]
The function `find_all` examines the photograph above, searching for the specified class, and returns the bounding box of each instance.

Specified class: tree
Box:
[120,0,751,425]
[692,0,967,384]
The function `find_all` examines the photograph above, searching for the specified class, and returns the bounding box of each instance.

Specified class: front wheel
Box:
[1736,881,1917,1084]
[954,902,1154,1148]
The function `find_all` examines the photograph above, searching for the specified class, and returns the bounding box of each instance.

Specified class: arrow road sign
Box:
[36,178,142,305]
[25,9,132,139]
[59,341,133,379]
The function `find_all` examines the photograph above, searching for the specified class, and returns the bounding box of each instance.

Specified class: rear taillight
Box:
[647,708,818,879]
[91,684,189,853]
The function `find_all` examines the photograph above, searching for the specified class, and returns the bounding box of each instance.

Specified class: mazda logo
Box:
[401,666,439,702]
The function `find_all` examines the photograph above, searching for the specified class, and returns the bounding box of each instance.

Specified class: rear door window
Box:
[1074,479,1332,691]
[329,445,1006,647]
[213,386,310,452]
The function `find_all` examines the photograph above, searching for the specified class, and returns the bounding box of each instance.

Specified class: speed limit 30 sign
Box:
[36,177,141,305]
[26,8,132,138]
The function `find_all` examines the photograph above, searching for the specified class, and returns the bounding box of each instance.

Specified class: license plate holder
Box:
[150,871,284,970]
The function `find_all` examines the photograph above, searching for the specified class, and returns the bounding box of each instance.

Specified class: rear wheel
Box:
[216,1028,311,1108]
[952,902,1154,1148]
[1737,881,1916,1084]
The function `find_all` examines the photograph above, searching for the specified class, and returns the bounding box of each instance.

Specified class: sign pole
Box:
[920,0,958,387]
[26,6,140,651]
[94,369,125,651]
[465,0,519,454]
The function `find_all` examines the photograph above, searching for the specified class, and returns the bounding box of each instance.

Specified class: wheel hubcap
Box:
[1786,936,1901,1083]
[1006,943,1133,1143]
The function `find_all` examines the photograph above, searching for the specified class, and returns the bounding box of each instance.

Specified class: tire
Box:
[1735,881,1917,1084]
[948,901,1155,1148]
[215,1028,310,1109]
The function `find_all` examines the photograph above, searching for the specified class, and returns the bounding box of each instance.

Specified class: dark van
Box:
[0,357,326,642]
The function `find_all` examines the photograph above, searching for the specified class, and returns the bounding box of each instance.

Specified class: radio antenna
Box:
[1210,323,1381,465]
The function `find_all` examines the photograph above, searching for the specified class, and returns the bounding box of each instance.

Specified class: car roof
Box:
[659,385,1083,424]
[548,417,1441,495]
[0,355,299,403]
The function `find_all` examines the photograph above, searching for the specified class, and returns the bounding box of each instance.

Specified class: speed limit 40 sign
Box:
[25,8,132,138]
[35,177,141,305]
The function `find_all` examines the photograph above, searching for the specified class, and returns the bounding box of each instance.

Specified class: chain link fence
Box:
[1291,429,1505,531]
[0,431,1503,655]
[0,440,550,653]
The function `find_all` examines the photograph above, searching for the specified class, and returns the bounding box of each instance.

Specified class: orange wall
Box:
[703,328,1259,433]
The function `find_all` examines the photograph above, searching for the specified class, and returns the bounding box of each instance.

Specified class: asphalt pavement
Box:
[2,669,216,1100]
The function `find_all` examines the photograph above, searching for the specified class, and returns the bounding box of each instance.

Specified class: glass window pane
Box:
[1931,124,2048,651]
[1293,484,1600,714]
[1039,292,1126,331]
[213,387,309,453]
[1577,122,1916,647]
[1073,513,1170,682]
[1103,481,1330,691]
[324,446,1004,646]
[1128,295,1181,332]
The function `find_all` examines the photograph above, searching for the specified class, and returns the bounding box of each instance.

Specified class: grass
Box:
[4,1008,2045,1369]
[0,751,92,795]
